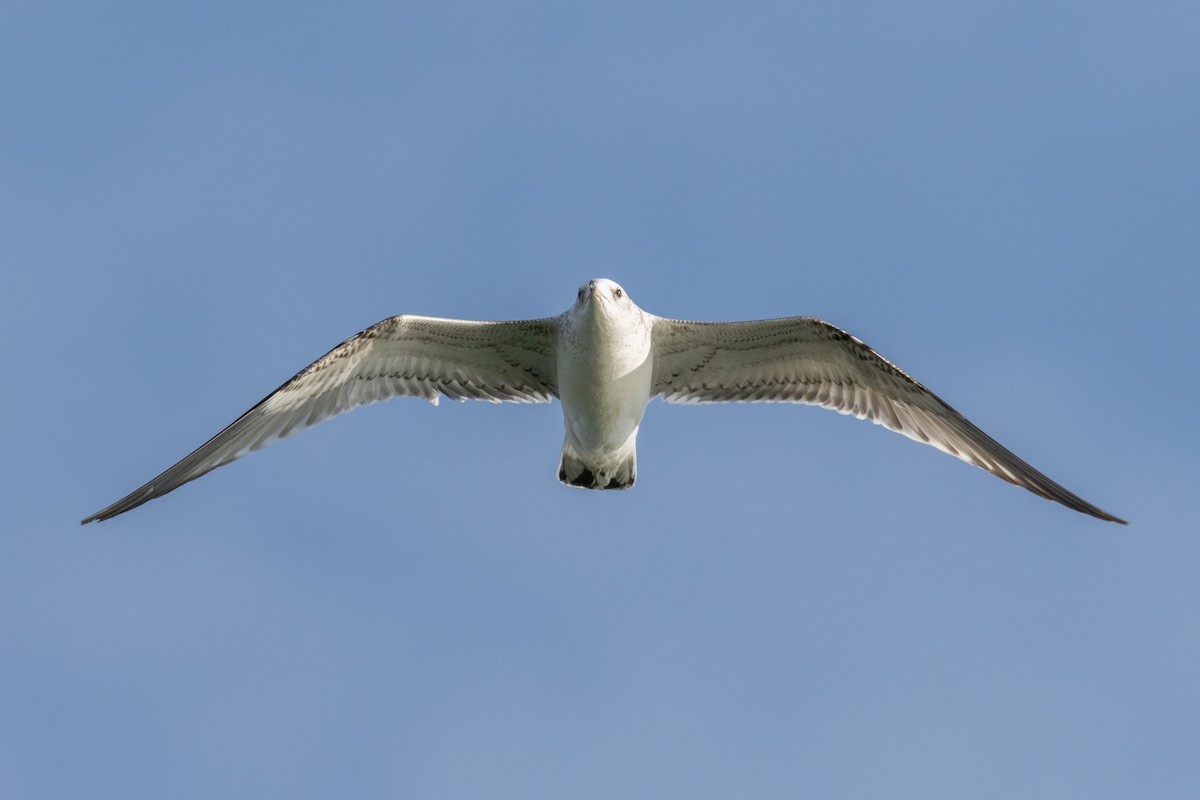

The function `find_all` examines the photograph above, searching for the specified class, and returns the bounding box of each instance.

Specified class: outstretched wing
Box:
[651,316,1124,523]
[83,315,559,523]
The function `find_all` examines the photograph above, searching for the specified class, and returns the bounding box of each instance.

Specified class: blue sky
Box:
[4,1,1198,797]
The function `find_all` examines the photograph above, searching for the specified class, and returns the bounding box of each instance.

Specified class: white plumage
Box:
[83,278,1124,524]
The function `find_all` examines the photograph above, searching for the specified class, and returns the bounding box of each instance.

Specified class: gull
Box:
[82,279,1125,524]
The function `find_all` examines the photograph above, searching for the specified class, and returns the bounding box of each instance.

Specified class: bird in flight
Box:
[82,278,1125,524]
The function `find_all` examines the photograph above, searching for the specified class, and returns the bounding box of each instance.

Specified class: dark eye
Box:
[614,288,623,298]
[577,288,585,301]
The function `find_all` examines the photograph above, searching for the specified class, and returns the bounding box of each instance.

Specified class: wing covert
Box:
[82,315,559,523]
[651,316,1125,523]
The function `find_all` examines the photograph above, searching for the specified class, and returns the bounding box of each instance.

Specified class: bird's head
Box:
[575,278,632,315]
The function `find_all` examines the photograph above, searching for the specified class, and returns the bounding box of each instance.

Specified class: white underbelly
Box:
[558,352,653,455]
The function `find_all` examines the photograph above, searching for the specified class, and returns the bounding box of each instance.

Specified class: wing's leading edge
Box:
[82,315,559,523]
[651,316,1125,524]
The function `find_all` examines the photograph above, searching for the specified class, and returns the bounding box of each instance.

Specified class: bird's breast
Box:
[556,314,653,451]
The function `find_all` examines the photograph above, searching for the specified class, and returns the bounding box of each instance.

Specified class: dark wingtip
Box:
[80,508,108,525]
[80,507,116,525]
[1058,494,1127,525]
[1058,497,1126,525]
[79,483,163,525]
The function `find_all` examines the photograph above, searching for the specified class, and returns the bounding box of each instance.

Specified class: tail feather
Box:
[557,443,636,490]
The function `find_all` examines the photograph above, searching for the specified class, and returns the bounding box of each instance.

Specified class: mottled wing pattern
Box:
[651,316,1124,523]
[82,316,559,523]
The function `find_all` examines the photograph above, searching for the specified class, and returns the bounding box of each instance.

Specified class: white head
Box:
[574,278,633,314]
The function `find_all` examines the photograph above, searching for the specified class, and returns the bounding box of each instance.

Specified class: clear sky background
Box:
[3,2,1197,798]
